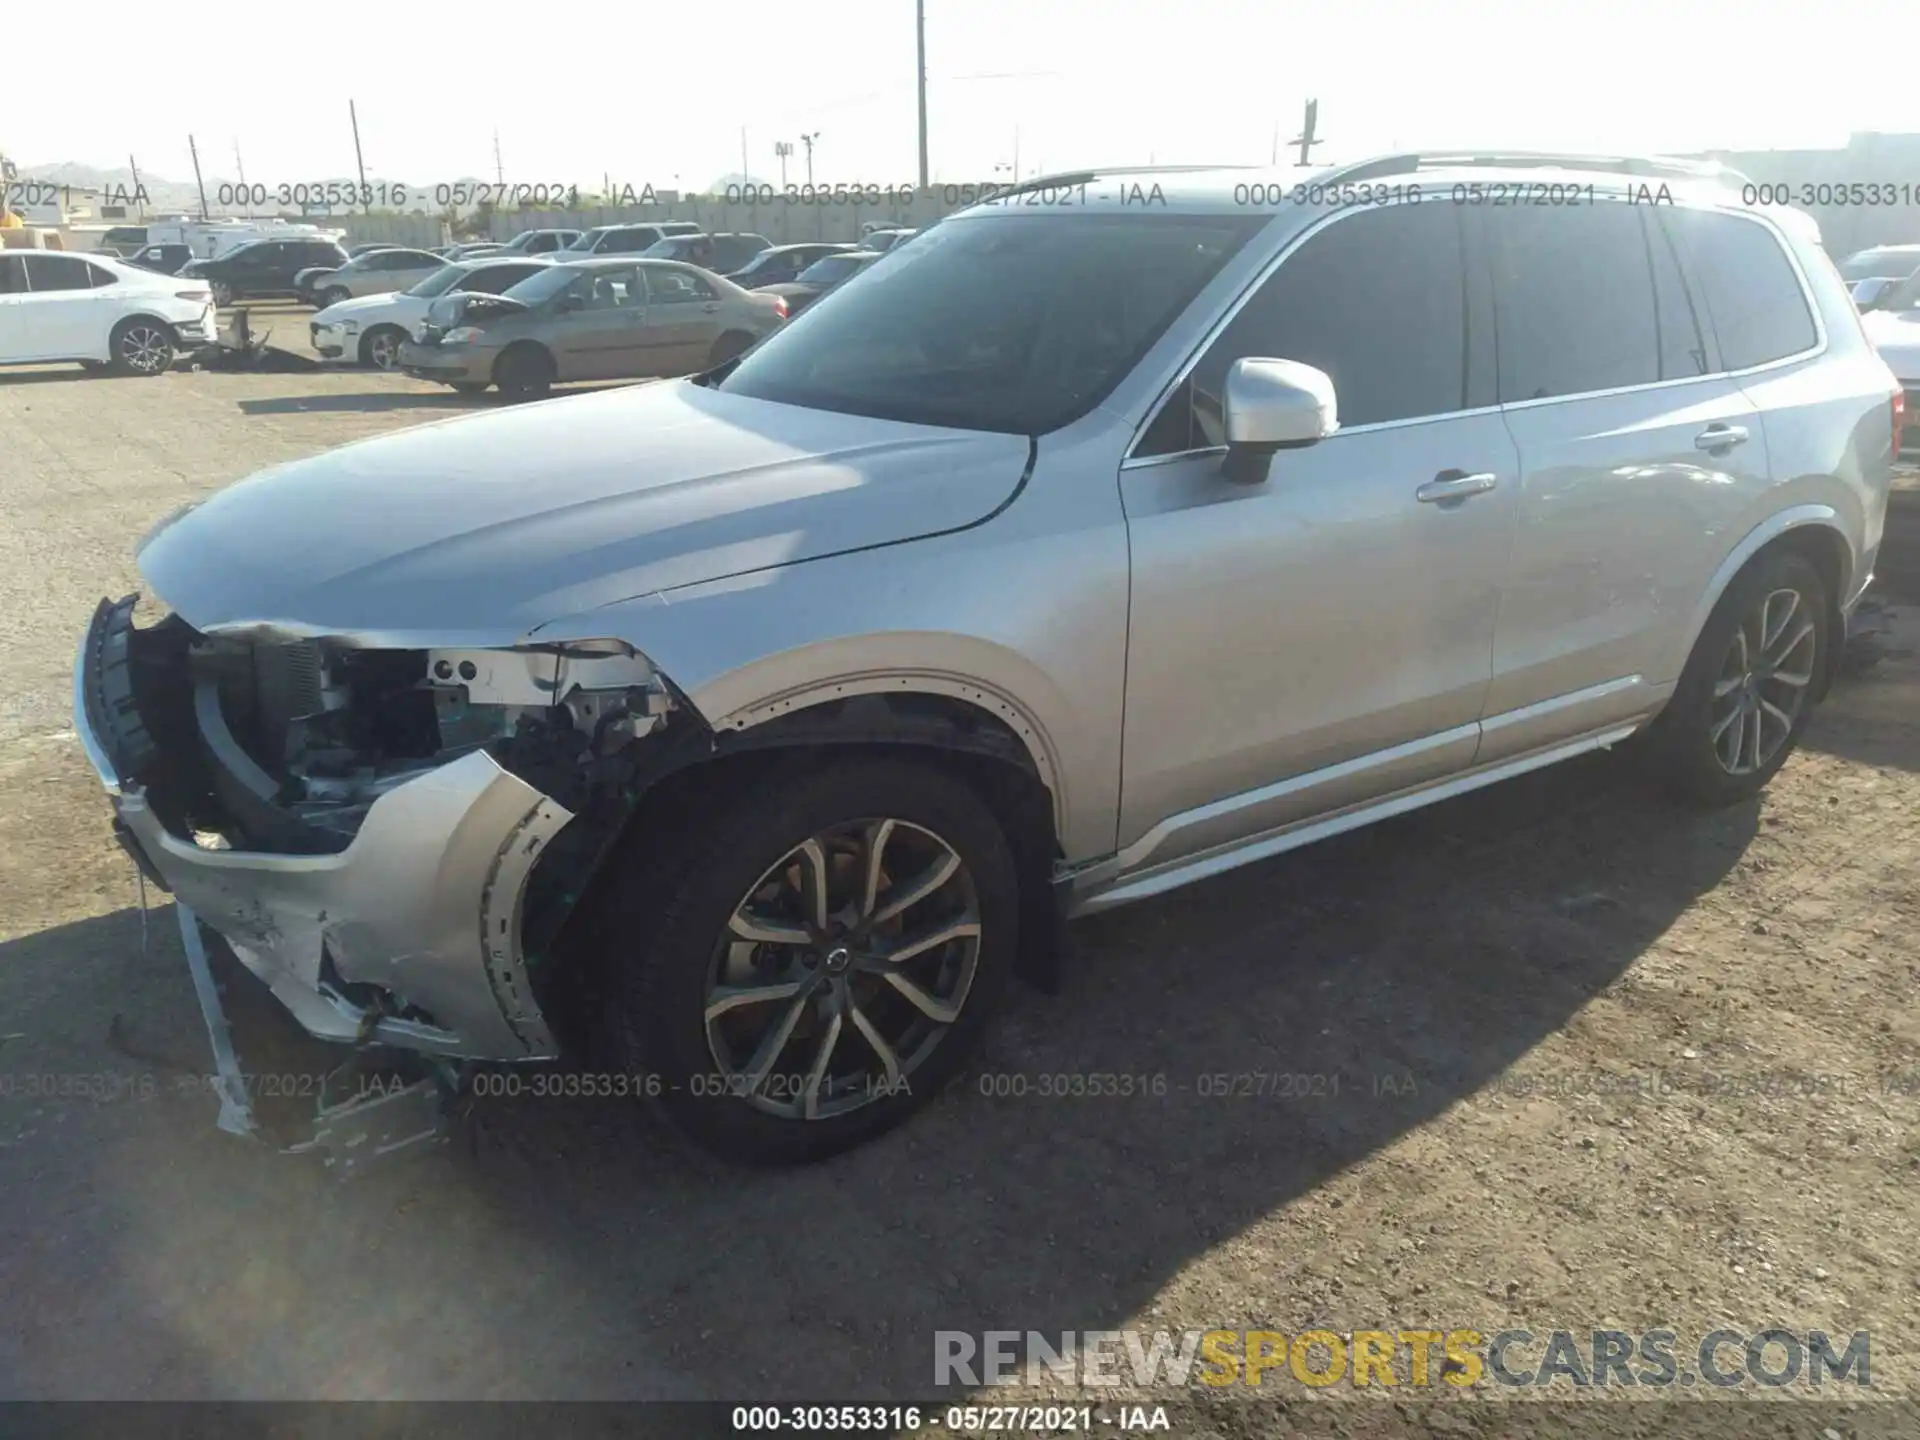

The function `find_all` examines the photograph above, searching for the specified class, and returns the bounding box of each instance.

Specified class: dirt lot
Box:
[2,330,1919,1412]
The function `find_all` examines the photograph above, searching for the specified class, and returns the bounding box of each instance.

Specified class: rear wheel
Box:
[359,325,406,371]
[107,317,175,377]
[1643,549,1827,806]
[493,344,554,401]
[451,381,489,396]
[320,286,351,308]
[209,280,234,307]
[599,757,1019,1164]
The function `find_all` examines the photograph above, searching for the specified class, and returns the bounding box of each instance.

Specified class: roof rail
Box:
[959,163,1262,204]
[1326,151,1755,188]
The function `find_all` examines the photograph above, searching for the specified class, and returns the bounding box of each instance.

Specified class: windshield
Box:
[565,230,606,252]
[718,212,1262,434]
[502,264,586,306]
[406,264,468,298]
[643,237,693,258]
[1842,250,1920,282]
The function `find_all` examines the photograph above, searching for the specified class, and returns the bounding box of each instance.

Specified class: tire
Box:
[451,381,489,396]
[598,756,1020,1164]
[706,330,754,368]
[107,317,175,377]
[358,325,406,371]
[210,280,234,307]
[1643,548,1828,807]
[320,287,351,309]
[493,344,554,401]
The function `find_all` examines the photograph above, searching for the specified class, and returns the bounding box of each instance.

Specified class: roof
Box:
[942,152,1780,220]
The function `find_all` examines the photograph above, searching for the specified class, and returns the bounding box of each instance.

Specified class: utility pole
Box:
[801,132,819,186]
[128,154,147,220]
[915,0,929,189]
[187,134,210,219]
[492,129,504,184]
[741,127,751,187]
[233,140,248,215]
[1291,97,1323,167]
[775,141,793,187]
[349,100,371,213]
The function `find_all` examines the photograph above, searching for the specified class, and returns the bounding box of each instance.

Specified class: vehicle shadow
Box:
[0,750,1757,1399]
[235,391,487,416]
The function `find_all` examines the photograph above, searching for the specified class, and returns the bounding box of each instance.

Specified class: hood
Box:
[315,292,418,324]
[426,292,528,326]
[137,380,1031,646]
[1861,308,1920,382]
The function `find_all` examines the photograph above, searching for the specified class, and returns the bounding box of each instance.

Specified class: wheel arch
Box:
[1671,506,1855,701]
[493,338,555,382]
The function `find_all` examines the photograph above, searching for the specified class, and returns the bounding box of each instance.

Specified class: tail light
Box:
[770,295,789,319]
[175,289,210,301]
[1894,387,1907,458]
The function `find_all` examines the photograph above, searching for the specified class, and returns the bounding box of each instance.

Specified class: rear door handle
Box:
[1416,470,1499,504]
[1694,423,1750,451]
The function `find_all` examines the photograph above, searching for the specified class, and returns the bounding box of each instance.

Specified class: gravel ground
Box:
[2,342,1918,1410]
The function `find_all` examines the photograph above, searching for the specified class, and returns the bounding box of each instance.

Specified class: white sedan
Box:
[309,255,553,369]
[0,250,215,375]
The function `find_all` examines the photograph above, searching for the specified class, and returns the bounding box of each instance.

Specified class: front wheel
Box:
[600,757,1020,1164]
[359,325,406,371]
[493,344,554,401]
[1643,549,1828,806]
[210,280,234,307]
[320,287,351,308]
[450,381,489,396]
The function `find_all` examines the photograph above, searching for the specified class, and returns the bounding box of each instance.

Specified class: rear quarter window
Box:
[1662,209,1818,371]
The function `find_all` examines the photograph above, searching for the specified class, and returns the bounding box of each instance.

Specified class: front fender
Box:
[529,526,1131,863]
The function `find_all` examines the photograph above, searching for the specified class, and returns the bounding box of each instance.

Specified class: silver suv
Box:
[75,153,1897,1163]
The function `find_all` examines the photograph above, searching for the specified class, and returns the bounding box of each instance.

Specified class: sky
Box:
[8,0,1914,189]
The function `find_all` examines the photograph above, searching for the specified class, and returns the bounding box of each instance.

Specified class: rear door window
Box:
[1661,209,1819,371]
[22,254,104,292]
[1485,202,1667,401]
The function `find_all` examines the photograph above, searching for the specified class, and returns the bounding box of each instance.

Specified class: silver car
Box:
[75,153,1896,1164]
[306,247,448,307]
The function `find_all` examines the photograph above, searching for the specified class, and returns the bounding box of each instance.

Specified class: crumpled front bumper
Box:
[75,596,570,1063]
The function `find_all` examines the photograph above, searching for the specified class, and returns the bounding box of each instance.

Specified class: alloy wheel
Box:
[119,325,171,375]
[703,817,982,1120]
[1709,586,1817,775]
[367,330,400,370]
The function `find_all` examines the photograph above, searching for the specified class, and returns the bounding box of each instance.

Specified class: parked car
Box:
[641,232,772,272]
[1857,272,1920,451]
[562,223,702,258]
[0,250,214,374]
[860,228,917,253]
[497,228,583,256]
[310,256,554,369]
[194,236,350,306]
[97,225,151,257]
[301,247,448,308]
[760,249,883,316]
[346,242,402,259]
[1839,244,1920,284]
[725,242,856,288]
[397,256,785,397]
[73,155,1895,1165]
[440,241,509,261]
[125,243,197,276]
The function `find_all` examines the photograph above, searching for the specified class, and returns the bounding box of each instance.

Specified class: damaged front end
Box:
[76,594,683,1079]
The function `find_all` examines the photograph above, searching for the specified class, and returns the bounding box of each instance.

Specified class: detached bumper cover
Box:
[75,597,570,1062]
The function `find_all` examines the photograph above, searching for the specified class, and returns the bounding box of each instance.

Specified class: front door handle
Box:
[1695,423,1750,452]
[1416,470,1499,504]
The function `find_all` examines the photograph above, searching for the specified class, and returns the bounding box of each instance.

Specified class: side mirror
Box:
[1220,357,1339,484]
